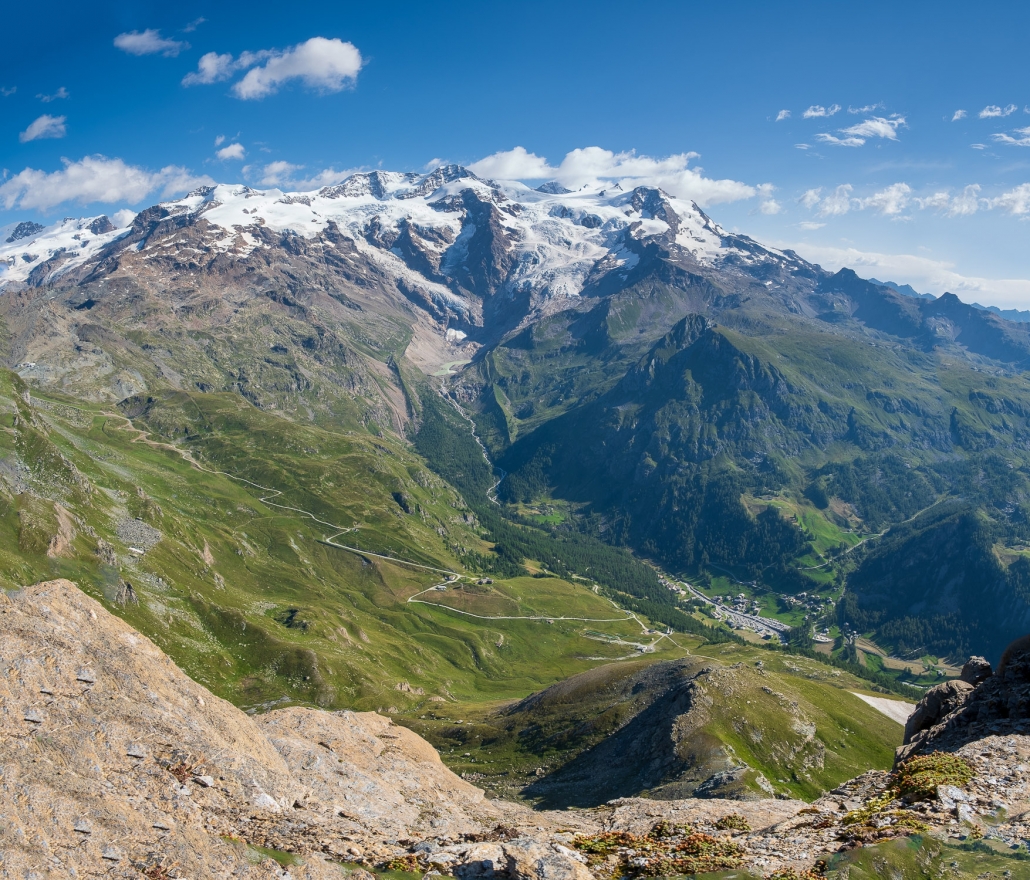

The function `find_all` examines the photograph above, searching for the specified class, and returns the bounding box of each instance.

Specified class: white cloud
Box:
[817,184,855,216]
[803,104,841,118]
[971,143,986,150]
[214,134,225,147]
[256,160,304,185]
[182,51,278,86]
[915,187,985,216]
[183,52,237,85]
[991,183,1030,215]
[183,17,206,33]
[759,199,782,215]
[468,146,755,206]
[980,104,1017,118]
[291,167,354,189]
[798,221,825,230]
[233,38,362,99]
[992,126,1030,147]
[215,143,245,161]
[19,114,67,143]
[468,146,553,179]
[952,109,967,121]
[112,208,137,227]
[848,103,883,114]
[949,185,984,215]
[843,116,905,140]
[799,188,822,208]
[861,182,911,215]
[794,143,810,150]
[244,161,354,189]
[816,115,905,147]
[1,87,15,97]
[113,29,189,57]
[781,241,1030,309]
[37,87,69,103]
[0,156,212,211]
[815,133,866,147]
[775,109,790,121]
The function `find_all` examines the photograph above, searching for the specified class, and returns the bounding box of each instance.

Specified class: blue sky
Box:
[3,0,1030,306]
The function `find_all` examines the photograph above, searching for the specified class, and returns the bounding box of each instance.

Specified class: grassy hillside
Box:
[410,642,905,805]
[0,371,680,714]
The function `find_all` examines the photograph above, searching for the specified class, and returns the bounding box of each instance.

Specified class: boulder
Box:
[502,839,593,880]
[903,679,973,744]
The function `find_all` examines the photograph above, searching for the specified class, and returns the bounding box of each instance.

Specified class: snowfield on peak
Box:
[0,215,133,287]
[0,167,812,339]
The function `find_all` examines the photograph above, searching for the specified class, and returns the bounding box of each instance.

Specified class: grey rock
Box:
[502,839,593,880]
[961,656,993,686]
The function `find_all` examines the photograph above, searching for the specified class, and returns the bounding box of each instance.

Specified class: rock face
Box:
[0,580,502,877]
[0,579,814,878]
[7,578,1030,878]
[899,639,1030,761]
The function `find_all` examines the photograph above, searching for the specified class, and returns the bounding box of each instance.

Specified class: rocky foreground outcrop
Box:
[4,580,1030,879]
[0,581,802,878]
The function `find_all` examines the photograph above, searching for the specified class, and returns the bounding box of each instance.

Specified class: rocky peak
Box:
[5,220,45,243]
[401,164,483,200]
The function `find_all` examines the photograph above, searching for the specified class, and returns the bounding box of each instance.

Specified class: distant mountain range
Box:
[869,277,1030,323]
[4,166,1030,661]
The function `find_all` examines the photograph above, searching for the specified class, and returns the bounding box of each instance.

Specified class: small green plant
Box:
[715,813,752,832]
[894,751,974,801]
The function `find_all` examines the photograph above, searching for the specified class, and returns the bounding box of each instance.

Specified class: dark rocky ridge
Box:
[900,635,1030,760]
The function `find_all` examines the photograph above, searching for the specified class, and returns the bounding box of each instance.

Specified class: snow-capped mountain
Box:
[0,165,815,335]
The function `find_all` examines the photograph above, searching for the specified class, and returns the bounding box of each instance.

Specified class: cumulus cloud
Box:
[214,134,225,147]
[980,104,1017,118]
[915,187,987,216]
[468,146,756,206]
[817,115,905,147]
[799,189,822,208]
[215,143,245,161]
[183,52,236,85]
[803,104,841,118]
[861,182,911,215]
[233,38,362,99]
[775,109,790,121]
[182,38,362,99]
[37,87,69,103]
[182,51,277,86]
[817,184,855,216]
[952,109,967,121]
[991,183,1030,214]
[112,208,137,227]
[19,114,67,143]
[0,156,212,211]
[992,127,1030,147]
[256,161,304,185]
[243,161,354,189]
[759,199,782,215]
[114,29,189,57]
